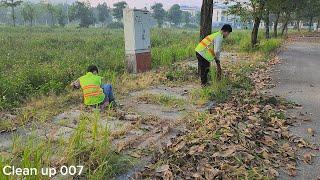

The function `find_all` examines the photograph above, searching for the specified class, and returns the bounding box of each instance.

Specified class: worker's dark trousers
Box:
[196,52,210,85]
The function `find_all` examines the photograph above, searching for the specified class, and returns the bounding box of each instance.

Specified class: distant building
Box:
[212,0,249,29]
[180,5,200,16]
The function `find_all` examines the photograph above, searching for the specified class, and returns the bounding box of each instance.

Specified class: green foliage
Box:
[55,5,66,27]
[259,38,281,54]
[97,2,110,24]
[69,1,95,28]
[151,3,166,28]
[182,11,192,25]
[107,22,123,29]
[21,3,37,26]
[167,4,182,26]
[112,1,127,22]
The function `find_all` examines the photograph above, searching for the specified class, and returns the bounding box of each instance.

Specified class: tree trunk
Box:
[252,17,261,47]
[297,20,300,31]
[309,17,313,32]
[198,0,213,75]
[281,19,288,36]
[274,12,280,38]
[265,10,270,39]
[11,6,16,27]
[199,0,213,40]
[317,19,320,31]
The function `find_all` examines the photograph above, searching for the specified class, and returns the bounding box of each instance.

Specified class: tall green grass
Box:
[224,30,282,54]
[0,27,198,109]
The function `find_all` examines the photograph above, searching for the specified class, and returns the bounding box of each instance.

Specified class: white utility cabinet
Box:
[123,8,156,73]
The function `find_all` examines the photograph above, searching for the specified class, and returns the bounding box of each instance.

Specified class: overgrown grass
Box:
[0,111,133,179]
[223,30,282,54]
[0,27,198,110]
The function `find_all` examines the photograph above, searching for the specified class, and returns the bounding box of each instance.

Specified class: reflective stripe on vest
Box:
[195,31,222,62]
[79,72,105,106]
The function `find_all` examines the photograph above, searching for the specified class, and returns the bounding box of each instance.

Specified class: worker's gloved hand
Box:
[215,57,222,81]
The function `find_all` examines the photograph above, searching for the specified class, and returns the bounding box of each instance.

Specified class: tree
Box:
[229,0,265,47]
[199,0,213,40]
[195,11,201,26]
[55,5,66,27]
[264,1,272,39]
[46,3,56,26]
[97,2,110,26]
[1,0,23,26]
[300,0,320,32]
[151,3,166,27]
[182,11,192,25]
[167,4,182,26]
[21,2,36,26]
[266,0,282,37]
[69,1,95,28]
[112,1,126,22]
[198,0,213,75]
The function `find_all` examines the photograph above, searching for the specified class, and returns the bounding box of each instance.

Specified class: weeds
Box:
[0,111,133,179]
[0,27,198,109]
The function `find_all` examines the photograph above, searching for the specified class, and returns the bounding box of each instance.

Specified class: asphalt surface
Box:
[270,36,320,179]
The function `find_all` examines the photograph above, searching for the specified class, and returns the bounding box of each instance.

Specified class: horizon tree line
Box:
[0,1,199,28]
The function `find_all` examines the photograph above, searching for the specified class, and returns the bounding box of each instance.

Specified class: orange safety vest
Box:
[195,31,222,62]
[79,72,105,106]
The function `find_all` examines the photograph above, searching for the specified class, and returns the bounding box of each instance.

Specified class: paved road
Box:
[271,35,320,179]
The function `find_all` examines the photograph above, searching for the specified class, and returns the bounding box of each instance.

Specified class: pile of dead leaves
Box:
[134,56,309,179]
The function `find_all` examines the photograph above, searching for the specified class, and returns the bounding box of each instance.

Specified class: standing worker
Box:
[71,65,115,111]
[195,24,232,86]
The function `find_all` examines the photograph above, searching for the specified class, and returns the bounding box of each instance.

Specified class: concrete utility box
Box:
[123,8,156,73]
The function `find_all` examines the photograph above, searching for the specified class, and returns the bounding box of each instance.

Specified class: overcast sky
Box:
[59,0,202,8]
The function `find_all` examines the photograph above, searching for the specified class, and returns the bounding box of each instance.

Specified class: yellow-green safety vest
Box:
[195,31,222,62]
[79,72,105,106]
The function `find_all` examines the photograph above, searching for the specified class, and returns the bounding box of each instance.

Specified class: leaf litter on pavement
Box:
[133,55,314,179]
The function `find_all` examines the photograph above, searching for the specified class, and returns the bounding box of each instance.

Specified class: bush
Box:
[107,22,124,29]
[259,39,281,54]
[239,36,252,52]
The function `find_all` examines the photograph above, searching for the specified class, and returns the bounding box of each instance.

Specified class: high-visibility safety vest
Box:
[79,72,105,106]
[195,31,222,62]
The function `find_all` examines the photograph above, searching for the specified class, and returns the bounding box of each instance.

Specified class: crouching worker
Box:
[71,65,115,111]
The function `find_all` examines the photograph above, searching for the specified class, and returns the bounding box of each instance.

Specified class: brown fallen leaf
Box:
[204,164,220,180]
[307,128,315,136]
[267,167,279,178]
[130,152,141,158]
[156,164,170,173]
[172,141,186,152]
[212,146,237,158]
[192,173,201,179]
[262,136,276,147]
[163,169,173,180]
[286,163,297,176]
[188,144,206,155]
[303,152,314,164]
[248,116,258,122]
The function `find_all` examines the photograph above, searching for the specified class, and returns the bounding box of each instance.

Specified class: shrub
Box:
[259,39,281,54]
[107,22,124,29]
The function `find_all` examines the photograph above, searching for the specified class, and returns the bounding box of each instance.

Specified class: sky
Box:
[57,0,202,9]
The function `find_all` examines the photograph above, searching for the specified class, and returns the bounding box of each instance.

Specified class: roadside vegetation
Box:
[0,27,197,110]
